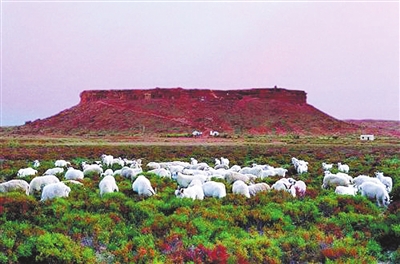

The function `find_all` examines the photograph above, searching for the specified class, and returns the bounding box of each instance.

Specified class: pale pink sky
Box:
[1,1,399,126]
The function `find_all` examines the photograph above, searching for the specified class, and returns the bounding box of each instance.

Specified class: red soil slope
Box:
[11,87,361,136]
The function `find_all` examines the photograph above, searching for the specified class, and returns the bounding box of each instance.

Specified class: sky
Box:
[1,0,399,126]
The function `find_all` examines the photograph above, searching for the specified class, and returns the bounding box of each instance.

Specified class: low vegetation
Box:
[0,137,399,263]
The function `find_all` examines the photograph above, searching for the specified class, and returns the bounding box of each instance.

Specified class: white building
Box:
[360,135,375,141]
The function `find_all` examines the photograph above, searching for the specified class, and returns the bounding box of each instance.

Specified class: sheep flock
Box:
[0,154,394,208]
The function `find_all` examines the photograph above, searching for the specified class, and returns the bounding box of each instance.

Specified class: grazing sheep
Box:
[232,180,250,198]
[358,182,391,207]
[337,162,349,173]
[120,167,143,180]
[112,157,125,167]
[292,157,308,174]
[99,175,119,197]
[225,172,256,184]
[82,163,103,176]
[44,167,64,176]
[176,173,209,188]
[65,167,84,180]
[176,173,195,188]
[148,168,171,179]
[214,158,221,166]
[0,179,30,195]
[202,181,226,198]
[54,160,71,167]
[273,167,288,177]
[40,182,71,201]
[29,175,60,195]
[353,175,384,189]
[229,165,241,172]
[33,160,40,168]
[101,169,114,177]
[101,154,114,167]
[293,180,307,198]
[132,176,156,197]
[248,183,270,197]
[239,167,263,178]
[17,167,38,177]
[322,162,333,171]
[214,164,229,170]
[322,172,351,189]
[220,157,230,167]
[175,184,204,200]
[335,185,357,196]
[271,178,296,197]
[63,180,84,186]
[190,157,198,165]
[375,172,393,193]
[146,162,161,170]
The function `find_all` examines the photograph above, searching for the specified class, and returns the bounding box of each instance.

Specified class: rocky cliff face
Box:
[12,87,359,136]
[80,88,307,105]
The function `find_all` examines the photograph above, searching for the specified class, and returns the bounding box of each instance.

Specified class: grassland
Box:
[0,135,399,263]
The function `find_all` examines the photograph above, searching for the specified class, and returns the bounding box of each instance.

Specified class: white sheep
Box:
[239,166,263,178]
[40,182,71,201]
[65,167,84,180]
[202,181,226,198]
[190,157,198,165]
[82,163,103,176]
[54,160,71,167]
[17,167,38,177]
[101,154,114,167]
[132,175,156,197]
[121,167,143,180]
[296,163,308,174]
[248,183,270,197]
[175,184,204,200]
[29,175,60,195]
[220,157,230,167]
[225,172,256,184]
[375,172,393,193]
[99,175,119,197]
[322,162,333,171]
[176,173,208,188]
[33,160,40,168]
[148,168,171,179]
[229,165,241,172]
[271,178,296,197]
[322,172,351,189]
[0,179,30,195]
[273,167,288,177]
[63,180,84,186]
[353,175,385,189]
[337,162,349,173]
[293,180,307,198]
[44,167,64,175]
[232,180,250,198]
[358,181,391,207]
[112,157,125,167]
[335,185,358,196]
[101,169,114,177]
[292,157,308,174]
[146,162,161,170]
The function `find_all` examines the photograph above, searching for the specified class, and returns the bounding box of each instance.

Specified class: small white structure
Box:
[192,130,202,137]
[210,130,220,137]
[360,135,375,141]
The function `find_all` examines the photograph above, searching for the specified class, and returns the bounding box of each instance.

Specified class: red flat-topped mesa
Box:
[15,87,358,136]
